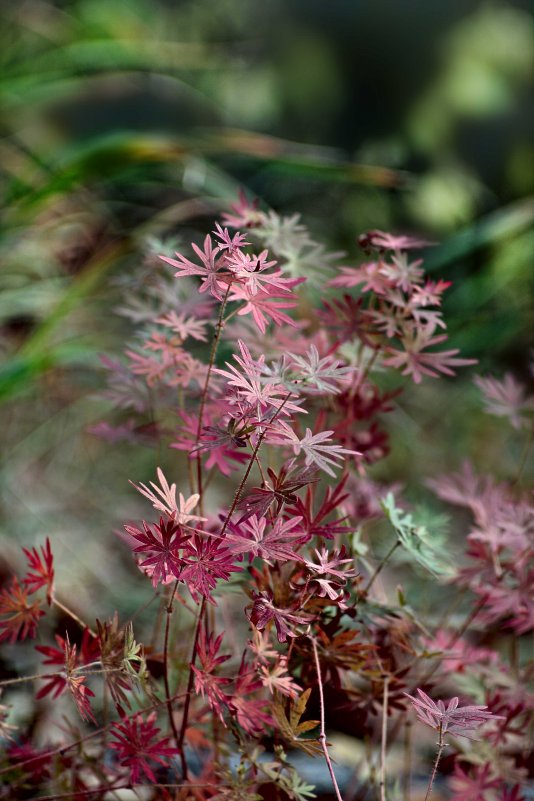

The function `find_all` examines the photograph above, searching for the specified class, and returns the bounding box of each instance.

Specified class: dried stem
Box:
[310,636,344,801]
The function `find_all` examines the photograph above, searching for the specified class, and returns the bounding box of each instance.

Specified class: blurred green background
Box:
[0,0,533,622]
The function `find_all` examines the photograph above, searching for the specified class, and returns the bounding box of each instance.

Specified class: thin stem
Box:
[363,541,400,594]
[424,725,445,801]
[0,666,125,688]
[34,785,223,801]
[222,307,240,326]
[512,423,534,487]
[435,587,466,630]
[403,720,412,801]
[150,592,166,651]
[195,284,231,511]
[310,636,344,801]
[380,677,389,801]
[162,580,181,765]
[187,452,195,497]
[219,394,293,539]
[386,594,487,750]
[177,596,207,779]
[419,594,487,687]
[201,465,217,493]
[52,598,95,637]
[253,450,268,485]
[0,690,189,781]
[0,671,62,688]
[34,784,129,801]
[349,345,380,400]
[219,437,267,538]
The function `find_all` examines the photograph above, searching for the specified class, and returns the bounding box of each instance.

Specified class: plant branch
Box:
[177,595,207,779]
[52,598,96,637]
[512,423,534,486]
[363,540,400,594]
[380,677,389,801]
[403,719,413,801]
[0,690,189,780]
[195,284,231,511]
[219,394,293,539]
[424,725,445,801]
[162,579,182,768]
[310,635,344,801]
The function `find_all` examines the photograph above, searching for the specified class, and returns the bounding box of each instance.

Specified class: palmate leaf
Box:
[283,774,317,801]
[272,688,322,757]
[380,493,456,578]
[237,461,319,522]
[254,747,317,801]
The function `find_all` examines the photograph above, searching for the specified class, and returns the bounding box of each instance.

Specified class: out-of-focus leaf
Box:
[424,198,534,271]
[207,129,408,188]
[380,493,456,578]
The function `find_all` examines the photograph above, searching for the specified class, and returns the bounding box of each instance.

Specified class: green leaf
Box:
[380,493,456,578]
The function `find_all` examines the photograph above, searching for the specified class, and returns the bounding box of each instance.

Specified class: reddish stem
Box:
[195,285,231,512]
[162,580,183,770]
[310,636,344,801]
[177,596,207,779]
[219,393,293,538]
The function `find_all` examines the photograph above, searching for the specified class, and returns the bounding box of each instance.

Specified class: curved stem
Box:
[310,636,344,801]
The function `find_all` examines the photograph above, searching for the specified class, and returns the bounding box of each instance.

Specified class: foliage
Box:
[0,195,532,801]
